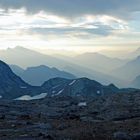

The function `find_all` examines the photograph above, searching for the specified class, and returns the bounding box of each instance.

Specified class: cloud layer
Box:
[0,0,140,19]
[0,0,140,50]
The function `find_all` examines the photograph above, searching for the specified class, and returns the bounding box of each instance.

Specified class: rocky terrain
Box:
[0,92,140,140]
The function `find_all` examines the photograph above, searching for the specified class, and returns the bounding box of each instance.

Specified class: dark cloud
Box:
[0,0,140,19]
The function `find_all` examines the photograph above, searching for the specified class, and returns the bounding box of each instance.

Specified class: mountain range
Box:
[0,46,140,88]
[100,47,140,59]
[72,52,128,73]
[0,60,138,100]
[0,47,68,69]
[10,65,76,86]
[0,47,125,87]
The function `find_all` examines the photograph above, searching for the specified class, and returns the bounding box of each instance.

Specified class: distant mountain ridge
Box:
[131,75,140,89]
[0,47,68,69]
[1,46,139,87]
[73,52,127,73]
[129,47,140,58]
[0,47,125,87]
[112,55,140,81]
[10,65,76,86]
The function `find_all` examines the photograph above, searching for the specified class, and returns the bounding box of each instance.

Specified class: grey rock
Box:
[132,133,140,140]
[58,123,69,130]
[114,132,131,140]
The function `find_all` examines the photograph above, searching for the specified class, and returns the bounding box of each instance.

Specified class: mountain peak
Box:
[26,65,49,70]
[78,52,105,57]
[0,60,8,65]
[0,60,33,99]
[0,60,12,73]
[41,77,121,97]
[14,46,28,50]
[108,83,119,90]
[13,65,76,86]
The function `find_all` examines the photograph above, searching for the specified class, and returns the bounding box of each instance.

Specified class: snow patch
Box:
[20,86,27,89]
[57,89,64,95]
[52,91,56,94]
[52,89,64,97]
[97,90,101,94]
[52,85,60,89]
[78,102,87,107]
[69,80,76,86]
[15,93,48,101]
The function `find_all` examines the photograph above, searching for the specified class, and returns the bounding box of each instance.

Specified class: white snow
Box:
[15,93,48,101]
[15,95,33,101]
[97,90,101,94]
[52,89,64,97]
[52,91,56,94]
[78,102,87,107]
[20,86,27,89]
[69,80,76,86]
[52,85,60,89]
[57,89,64,95]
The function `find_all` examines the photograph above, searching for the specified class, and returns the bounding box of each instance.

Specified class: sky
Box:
[0,0,140,53]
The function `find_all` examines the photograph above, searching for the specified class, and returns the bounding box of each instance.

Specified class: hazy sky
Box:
[0,0,140,52]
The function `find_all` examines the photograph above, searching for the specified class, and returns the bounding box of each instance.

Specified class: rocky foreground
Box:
[0,92,140,140]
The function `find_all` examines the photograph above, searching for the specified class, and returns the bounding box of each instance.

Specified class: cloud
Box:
[27,25,113,38]
[0,8,128,38]
[0,0,139,50]
[0,0,140,20]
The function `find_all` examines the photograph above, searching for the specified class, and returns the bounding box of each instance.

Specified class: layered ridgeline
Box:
[0,60,138,100]
[0,47,126,87]
[112,55,140,81]
[71,52,127,73]
[1,47,140,88]
[10,65,76,86]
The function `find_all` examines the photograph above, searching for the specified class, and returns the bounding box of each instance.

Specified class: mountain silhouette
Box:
[10,65,76,86]
[0,60,42,99]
